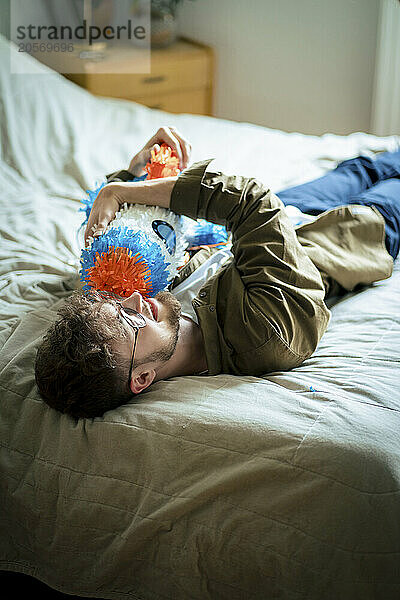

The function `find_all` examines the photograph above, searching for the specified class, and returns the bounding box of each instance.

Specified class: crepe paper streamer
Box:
[78,143,179,225]
[79,148,229,247]
[108,202,188,276]
[182,216,229,248]
[78,145,230,297]
[80,181,107,224]
[79,174,147,226]
[145,143,180,179]
[84,246,153,298]
[80,226,172,298]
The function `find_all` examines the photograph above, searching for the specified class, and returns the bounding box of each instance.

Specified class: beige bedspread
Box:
[1,35,400,600]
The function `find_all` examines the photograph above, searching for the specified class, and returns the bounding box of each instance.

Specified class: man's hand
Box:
[83,126,190,248]
[128,126,192,176]
[84,184,121,248]
[84,177,178,248]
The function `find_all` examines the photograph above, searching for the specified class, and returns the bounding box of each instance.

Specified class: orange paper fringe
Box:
[145,143,180,179]
[87,247,153,298]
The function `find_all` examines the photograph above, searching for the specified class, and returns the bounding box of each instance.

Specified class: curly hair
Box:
[35,291,133,419]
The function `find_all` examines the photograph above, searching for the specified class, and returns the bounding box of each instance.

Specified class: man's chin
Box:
[155,290,182,324]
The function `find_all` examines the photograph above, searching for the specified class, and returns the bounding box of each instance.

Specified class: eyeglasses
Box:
[113,301,147,390]
[87,291,147,390]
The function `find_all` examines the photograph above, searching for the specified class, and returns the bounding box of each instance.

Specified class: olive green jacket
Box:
[168,160,393,377]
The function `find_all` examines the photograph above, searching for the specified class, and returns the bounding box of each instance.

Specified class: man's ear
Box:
[129,368,156,394]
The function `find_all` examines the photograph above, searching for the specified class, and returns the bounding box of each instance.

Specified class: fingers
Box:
[84,215,109,248]
[84,222,93,248]
[129,126,192,175]
[84,204,101,247]
[128,144,159,176]
[168,126,192,168]
[150,126,192,169]
[84,218,102,248]
[83,185,120,248]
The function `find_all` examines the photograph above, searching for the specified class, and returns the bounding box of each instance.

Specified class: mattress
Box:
[1,35,400,600]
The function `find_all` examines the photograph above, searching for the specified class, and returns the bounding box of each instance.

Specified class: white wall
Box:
[371,0,400,136]
[178,0,380,135]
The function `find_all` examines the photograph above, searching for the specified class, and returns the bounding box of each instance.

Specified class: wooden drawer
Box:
[68,40,212,99]
[132,88,211,115]
[77,57,208,98]
[65,38,214,116]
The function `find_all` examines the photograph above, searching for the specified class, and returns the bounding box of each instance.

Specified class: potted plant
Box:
[150,0,194,47]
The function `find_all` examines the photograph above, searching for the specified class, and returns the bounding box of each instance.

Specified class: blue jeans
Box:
[276,150,400,259]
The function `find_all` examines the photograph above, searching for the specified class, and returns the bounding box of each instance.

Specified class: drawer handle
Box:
[141,75,166,84]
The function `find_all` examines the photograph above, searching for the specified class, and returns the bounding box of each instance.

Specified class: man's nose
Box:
[122,291,143,313]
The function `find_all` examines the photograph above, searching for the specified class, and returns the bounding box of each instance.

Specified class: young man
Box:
[35,127,400,418]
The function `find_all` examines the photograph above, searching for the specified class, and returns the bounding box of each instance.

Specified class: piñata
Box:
[78,145,229,298]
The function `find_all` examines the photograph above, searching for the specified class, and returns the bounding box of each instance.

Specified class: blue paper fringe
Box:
[79,179,229,294]
[80,180,229,247]
[182,217,229,247]
[80,227,171,296]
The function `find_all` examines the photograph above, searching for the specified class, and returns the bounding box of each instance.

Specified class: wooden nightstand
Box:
[65,37,214,116]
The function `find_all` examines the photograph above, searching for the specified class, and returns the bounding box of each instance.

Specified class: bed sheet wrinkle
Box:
[284,364,400,406]
[291,399,334,463]
[5,420,399,507]
[3,465,175,540]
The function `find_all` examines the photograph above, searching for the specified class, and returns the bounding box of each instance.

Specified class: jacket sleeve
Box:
[170,160,331,375]
[105,169,135,183]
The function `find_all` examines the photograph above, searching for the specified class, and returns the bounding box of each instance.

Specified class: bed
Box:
[1,34,400,600]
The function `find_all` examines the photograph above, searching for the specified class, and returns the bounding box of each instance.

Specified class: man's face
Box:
[108,290,182,370]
